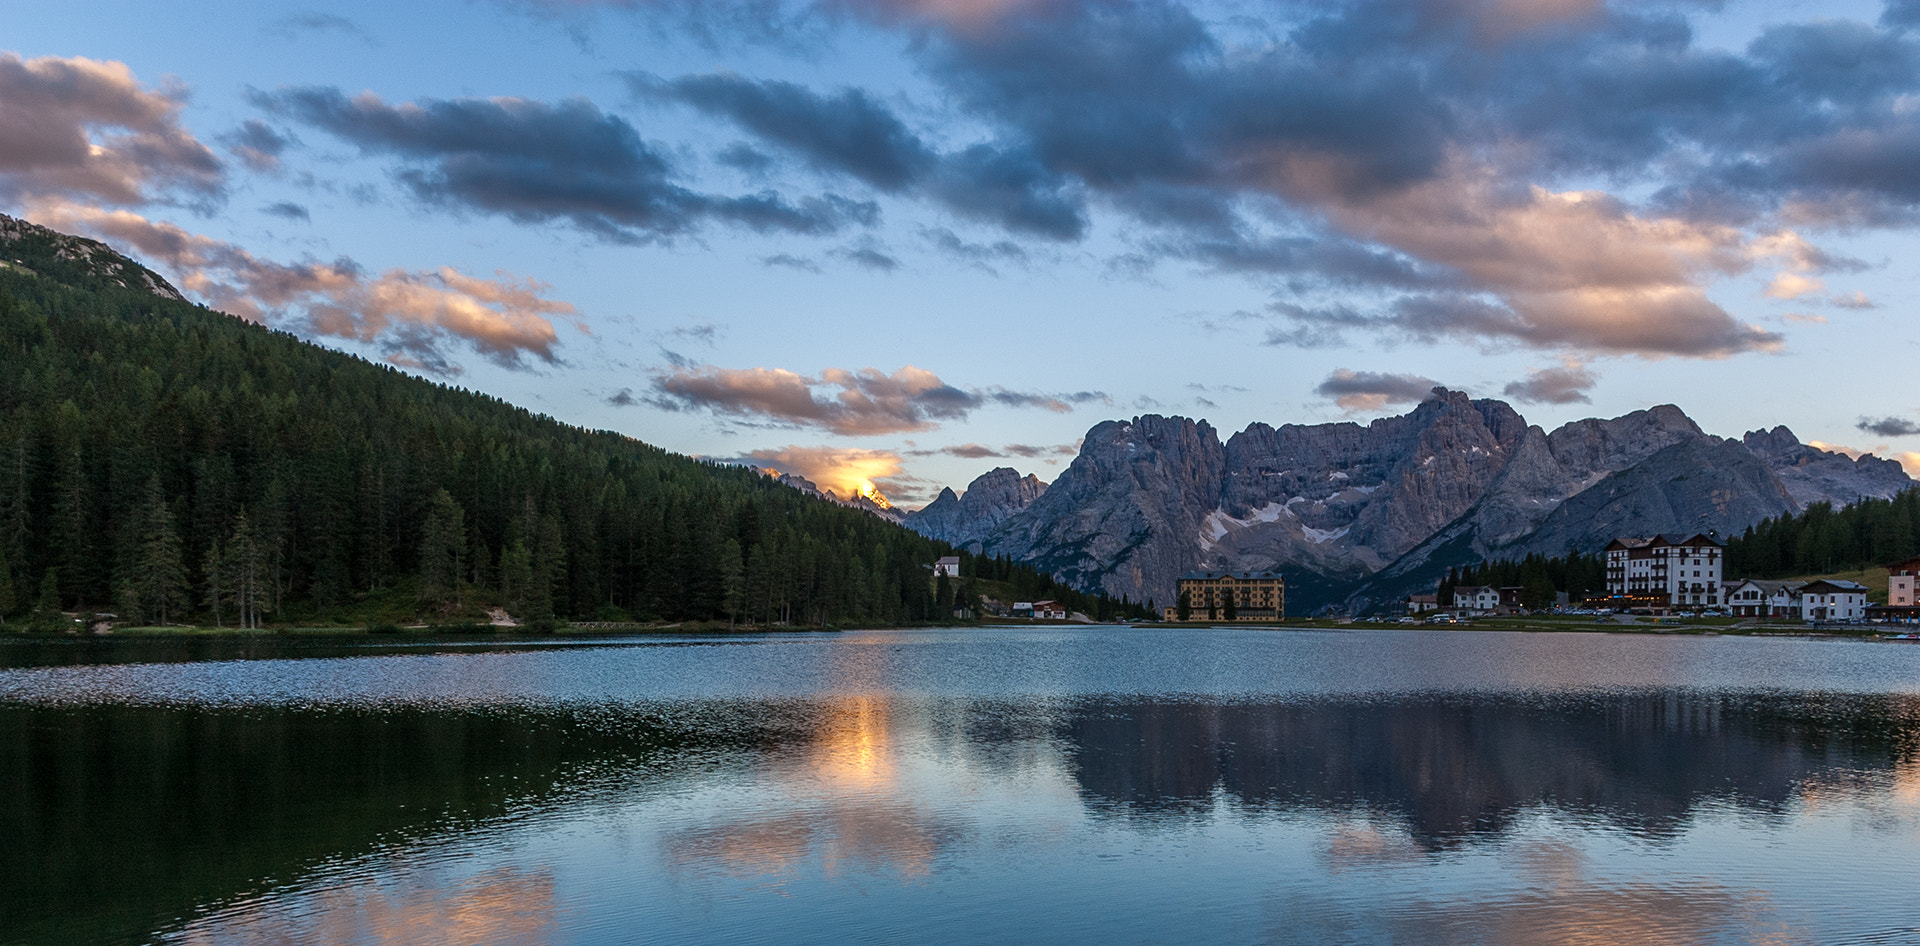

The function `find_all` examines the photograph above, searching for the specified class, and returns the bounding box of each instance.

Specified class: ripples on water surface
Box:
[4,627,1920,945]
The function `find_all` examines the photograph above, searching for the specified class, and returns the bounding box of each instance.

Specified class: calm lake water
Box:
[5,626,1920,945]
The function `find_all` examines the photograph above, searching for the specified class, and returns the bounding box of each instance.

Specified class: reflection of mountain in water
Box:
[1062,693,1920,846]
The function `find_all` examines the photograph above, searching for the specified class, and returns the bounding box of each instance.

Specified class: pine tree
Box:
[133,476,188,626]
[718,538,744,630]
[417,488,466,612]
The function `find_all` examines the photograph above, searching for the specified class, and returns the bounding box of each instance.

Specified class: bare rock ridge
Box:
[1741,426,1913,507]
[0,213,184,301]
[904,467,1046,552]
[905,391,1916,613]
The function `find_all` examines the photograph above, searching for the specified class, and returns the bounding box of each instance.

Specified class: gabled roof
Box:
[1724,578,1806,594]
[1179,570,1284,581]
[1885,556,1920,575]
[1801,579,1867,594]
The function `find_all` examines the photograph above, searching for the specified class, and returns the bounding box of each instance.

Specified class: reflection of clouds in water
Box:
[663,803,959,881]
[658,696,963,883]
[1278,834,1793,945]
[173,863,557,946]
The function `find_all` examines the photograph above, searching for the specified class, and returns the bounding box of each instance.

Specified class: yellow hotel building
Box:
[1163,570,1285,622]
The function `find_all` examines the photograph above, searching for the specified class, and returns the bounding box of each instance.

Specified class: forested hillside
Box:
[0,217,1143,628]
[1726,492,1920,579]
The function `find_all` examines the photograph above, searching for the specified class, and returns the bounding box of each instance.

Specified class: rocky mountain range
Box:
[904,390,1914,613]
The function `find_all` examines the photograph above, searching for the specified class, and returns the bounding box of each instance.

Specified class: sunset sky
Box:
[6,0,1920,504]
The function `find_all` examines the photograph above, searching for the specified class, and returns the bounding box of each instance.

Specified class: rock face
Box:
[0,213,184,301]
[903,467,1046,551]
[1742,426,1914,507]
[924,394,1915,614]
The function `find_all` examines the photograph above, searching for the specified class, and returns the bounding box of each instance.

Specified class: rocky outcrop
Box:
[1503,437,1798,562]
[987,415,1224,607]
[903,467,1046,551]
[925,395,1915,615]
[0,213,184,300]
[1742,426,1913,508]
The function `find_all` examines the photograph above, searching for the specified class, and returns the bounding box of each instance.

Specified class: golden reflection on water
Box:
[662,696,955,882]
[176,864,557,946]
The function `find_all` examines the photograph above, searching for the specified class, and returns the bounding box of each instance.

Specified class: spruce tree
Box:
[134,476,188,626]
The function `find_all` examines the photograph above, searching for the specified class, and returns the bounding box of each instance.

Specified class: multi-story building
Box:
[1723,579,1805,618]
[1889,556,1920,607]
[1452,585,1500,612]
[1168,571,1285,622]
[1604,534,1724,609]
[1799,579,1869,622]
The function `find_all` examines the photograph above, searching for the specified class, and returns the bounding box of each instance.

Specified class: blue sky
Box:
[5,0,1920,505]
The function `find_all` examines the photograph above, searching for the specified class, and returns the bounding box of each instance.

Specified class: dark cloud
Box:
[633,72,935,189]
[223,120,295,173]
[762,252,822,272]
[1005,441,1082,458]
[614,0,1920,357]
[1503,361,1597,405]
[260,201,310,221]
[1858,415,1920,437]
[255,87,875,242]
[607,387,640,406]
[648,362,1106,434]
[265,12,381,45]
[834,240,900,270]
[634,70,1086,239]
[1314,369,1443,411]
[920,226,1029,272]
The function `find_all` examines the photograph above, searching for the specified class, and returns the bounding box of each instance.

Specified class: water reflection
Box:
[177,865,558,946]
[1063,693,1919,846]
[8,630,1920,945]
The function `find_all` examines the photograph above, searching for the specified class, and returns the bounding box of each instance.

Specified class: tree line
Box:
[1436,551,1607,611]
[1726,492,1920,579]
[0,237,1146,629]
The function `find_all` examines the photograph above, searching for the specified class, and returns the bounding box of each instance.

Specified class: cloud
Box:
[1004,441,1080,458]
[904,440,1080,458]
[833,240,900,270]
[1830,290,1876,309]
[740,444,907,501]
[1782,312,1828,324]
[1810,440,1920,477]
[223,120,295,173]
[261,201,310,221]
[0,53,222,206]
[634,70,1087,239]
[607,387,640,406]
[648,362,1103,434]
[604,0,1920,359]
[1314,369,1443,411]
[265,12,381,45]
[1503,359,1597,404]
[920,226,1028,272]
[28,198,577,373]
[762,252,821,272]
[256,87,876,242]
[1858,416,1920,437]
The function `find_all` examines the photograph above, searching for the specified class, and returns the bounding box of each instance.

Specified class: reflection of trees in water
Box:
[0,703,764,946]
[1062,693,1920,847]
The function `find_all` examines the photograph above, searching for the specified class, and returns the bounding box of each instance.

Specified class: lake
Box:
[4,626,1920,945]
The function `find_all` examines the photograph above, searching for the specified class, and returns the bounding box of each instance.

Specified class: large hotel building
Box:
[1164,570,1285,622]
[1603,534,1724,609]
